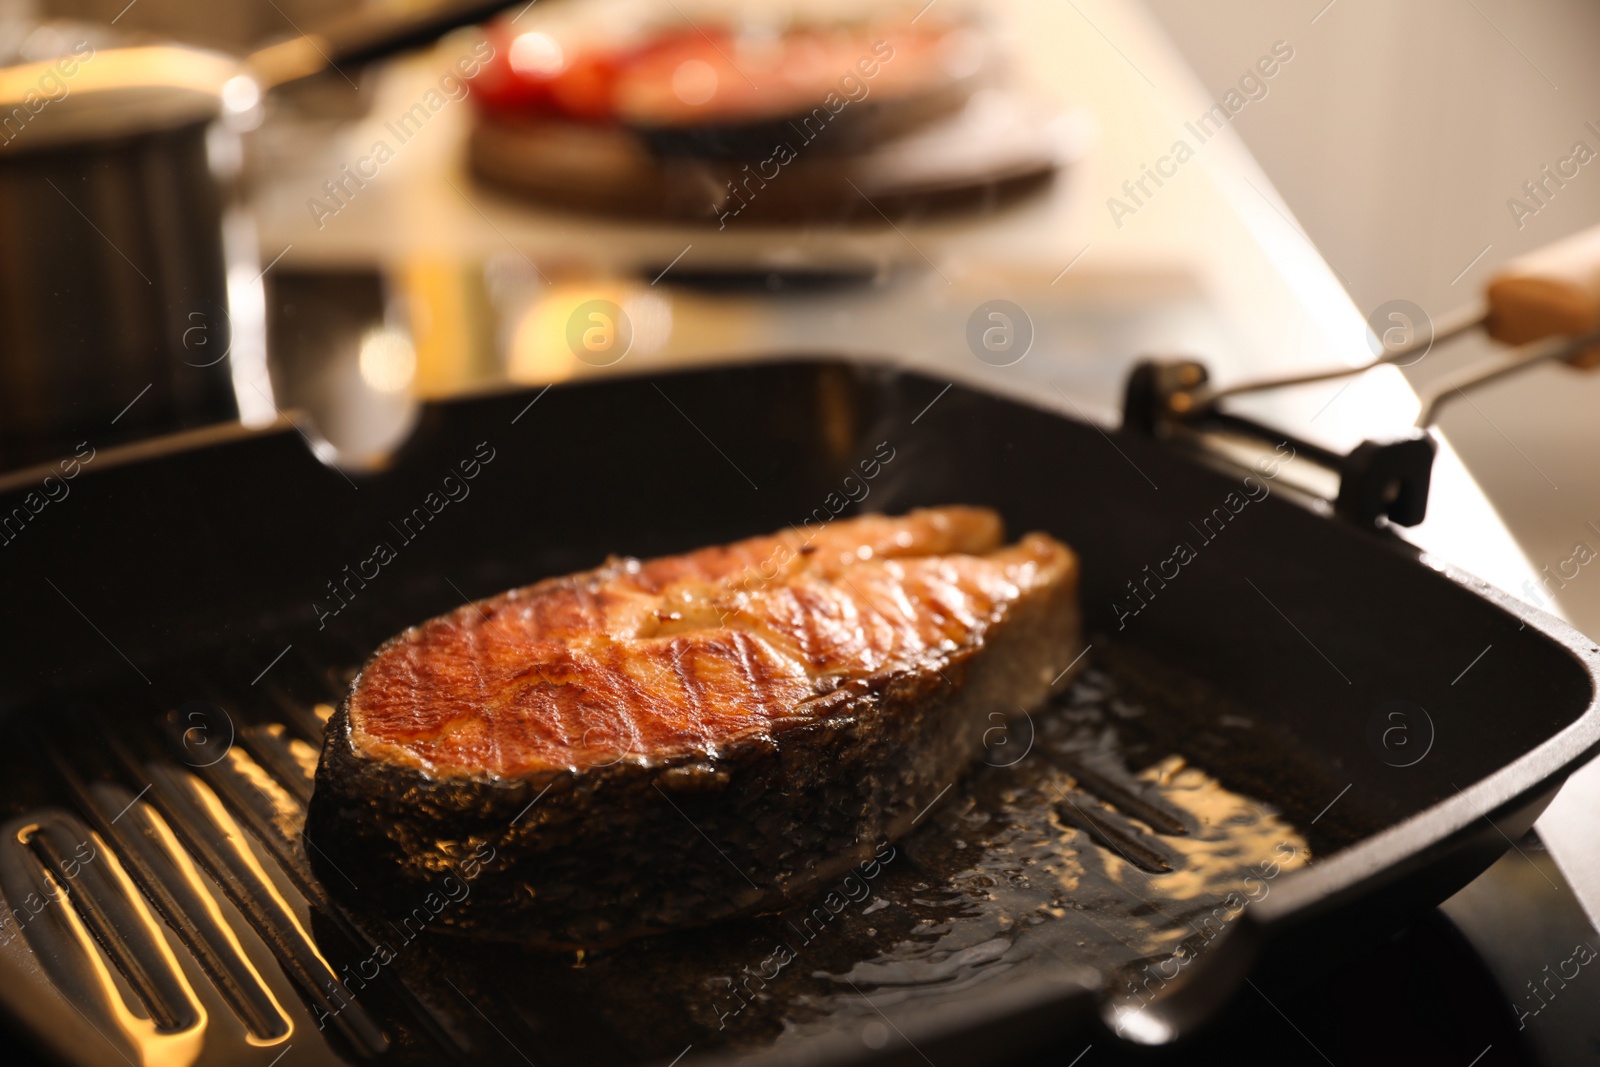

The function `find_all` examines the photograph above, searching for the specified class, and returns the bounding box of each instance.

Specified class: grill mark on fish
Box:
[667,635,710,749]
[934,567,981,623]
[844,572,921,671]
[732,630,777,719]
[878,567,926,651]
[464,622,500,778]
[917,574,976,644]
[785,584,830,671]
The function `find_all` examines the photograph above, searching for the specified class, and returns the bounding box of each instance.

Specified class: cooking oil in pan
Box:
[421,658,1317,1065]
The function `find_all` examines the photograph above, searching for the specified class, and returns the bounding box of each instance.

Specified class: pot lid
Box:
[0,44,250,157]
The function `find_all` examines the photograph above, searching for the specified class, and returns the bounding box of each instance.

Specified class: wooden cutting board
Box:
[467,89,1069,224]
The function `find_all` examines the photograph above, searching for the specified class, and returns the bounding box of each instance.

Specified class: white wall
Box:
[1145,0,1600,634]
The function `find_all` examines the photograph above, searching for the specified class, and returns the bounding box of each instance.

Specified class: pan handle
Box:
[1122,360,1437,528]
[1185,223,1600,419]
[1486,223,1600,368]
[247,0,514,90]
[1126,223,1600,526]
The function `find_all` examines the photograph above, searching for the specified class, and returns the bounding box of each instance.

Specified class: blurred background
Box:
[3,0,1596,619]
[1145,0,1600,637]
[3,0,1599,623]
[6,0,1596,641]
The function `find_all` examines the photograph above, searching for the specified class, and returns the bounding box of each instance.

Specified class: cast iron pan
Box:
[0,359,1595,1066]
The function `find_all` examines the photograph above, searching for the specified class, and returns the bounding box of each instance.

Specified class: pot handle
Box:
[249,0,514,89]
[1486,223,1600,368]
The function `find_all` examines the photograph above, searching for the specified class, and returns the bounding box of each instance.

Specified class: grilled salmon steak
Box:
[306,506,1081,946]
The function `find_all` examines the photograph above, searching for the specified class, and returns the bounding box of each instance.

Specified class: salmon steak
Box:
[306,506,1082,946]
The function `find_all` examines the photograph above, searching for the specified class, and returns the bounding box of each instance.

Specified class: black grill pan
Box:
[0,359,1595,1066]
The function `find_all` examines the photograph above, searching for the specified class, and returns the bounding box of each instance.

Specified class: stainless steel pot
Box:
[0,1,512,470]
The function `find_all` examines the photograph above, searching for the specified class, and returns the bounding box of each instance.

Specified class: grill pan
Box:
[0,358,1597,1066]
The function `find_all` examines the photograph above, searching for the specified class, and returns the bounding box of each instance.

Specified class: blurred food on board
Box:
[465,1,1073,222]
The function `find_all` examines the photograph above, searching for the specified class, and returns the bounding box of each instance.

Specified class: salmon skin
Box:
[306,506,1082,946]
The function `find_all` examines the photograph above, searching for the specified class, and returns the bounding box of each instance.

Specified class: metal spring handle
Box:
[1123,223,1600,527]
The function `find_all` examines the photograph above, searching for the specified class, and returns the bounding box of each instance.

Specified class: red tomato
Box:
[611,31,761,127]
[546,51,623,122]
[469,20,958,128]
[470,26,561,114]
[610,27,946,128]
[470,24,626,121]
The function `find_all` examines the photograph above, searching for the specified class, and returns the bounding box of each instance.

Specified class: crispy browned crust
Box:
[306,508,1081,946]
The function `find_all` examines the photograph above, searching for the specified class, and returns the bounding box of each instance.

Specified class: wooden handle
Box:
[1486,224,1600,368]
